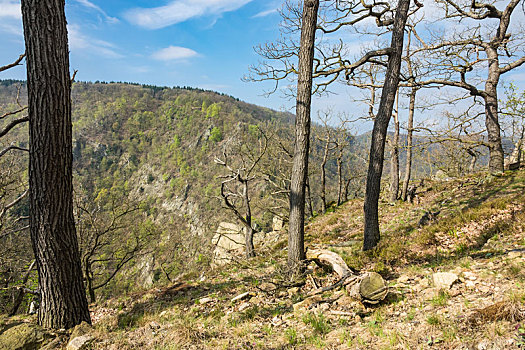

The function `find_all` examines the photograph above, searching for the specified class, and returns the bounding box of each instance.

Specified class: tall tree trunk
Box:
[243,182,255,258]
[389,95,400,203]
[320,137,330,213]
[288,0,319,275]
[337,152,344,205]
[21,0,91,328]
[401,87,417,201]
[466,148,477,173]
[485,47,504,173]
[344,176,352,202]
[363,0,410,251]
[306,175,314,218]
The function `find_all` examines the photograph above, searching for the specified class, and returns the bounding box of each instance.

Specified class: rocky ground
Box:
[1,169,524,349]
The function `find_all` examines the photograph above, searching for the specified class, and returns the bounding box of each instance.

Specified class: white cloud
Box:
[124,0,253,29]
[0,1,22,37]
[68,25,123,58]
[151,46,198,61]
[75,0,119,23]
[252,8,277,18]
[0,0,21,19]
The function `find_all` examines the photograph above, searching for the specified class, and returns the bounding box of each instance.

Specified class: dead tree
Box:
[215,128,268,258]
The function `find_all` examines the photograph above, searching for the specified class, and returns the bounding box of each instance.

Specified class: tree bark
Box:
[243,182,256,258]
[320,136,331,213]
[485,46,504,173]
[306,175,314,218]
[336,151,344,205]
[401,87,417,201]
[21,0,91,328]
[389,97,400,203]
[288,0,319,276]
[363,0,410,251]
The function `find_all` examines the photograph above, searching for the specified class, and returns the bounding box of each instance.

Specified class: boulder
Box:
[0,322,53,350]
[272,216,284,232]
[211,222,245,266]
[293,295,323,314]
[66,335,94,350]
[432,272,459,290]
[69,321,92,340]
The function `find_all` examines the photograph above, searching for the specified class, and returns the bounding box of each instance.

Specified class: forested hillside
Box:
[0,80,366,307]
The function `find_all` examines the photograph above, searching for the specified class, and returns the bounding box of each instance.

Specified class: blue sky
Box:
[0,0,293,111]
[1,0,525,134]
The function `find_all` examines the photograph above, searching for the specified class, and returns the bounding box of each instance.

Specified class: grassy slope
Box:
[7,169,525,349]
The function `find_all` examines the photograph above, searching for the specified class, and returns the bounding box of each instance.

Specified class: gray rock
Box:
[66,335,94,350]
[231,292,252,303]
[272,216,284,232]
[432,272,459,290]
[211,222,245,266]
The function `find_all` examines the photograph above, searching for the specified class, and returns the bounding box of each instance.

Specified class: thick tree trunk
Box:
[363,0,410,251]
[485,48,504,173]
[401,88,417,201]
[21,0,91,328]
[288,0,319,275]
[389,105,400,203]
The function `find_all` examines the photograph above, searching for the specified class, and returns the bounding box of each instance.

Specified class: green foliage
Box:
[302,312,331,335]
[426,314,441,325]
[205,103,221,118]
[209,127,223,142]
[285,327,298,345]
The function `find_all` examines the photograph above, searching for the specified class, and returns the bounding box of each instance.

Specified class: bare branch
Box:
[0,54,25,73]
[0,117,29,138]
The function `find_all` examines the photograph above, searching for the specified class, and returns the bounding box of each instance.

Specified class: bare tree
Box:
[288,0,320,276]
[0,59,31,316]
[21,0,91,328]
[501,84,525,167]
[363,0,412,251]
[389,91,400,203]
[316,112,337,213]
[416,0,525,173]
[401,86,418,200]
[75,189,152,303]
[215,127,268,258]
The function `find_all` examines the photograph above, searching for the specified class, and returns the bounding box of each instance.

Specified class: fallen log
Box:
[306,249,352,278]
[306,248,388,304]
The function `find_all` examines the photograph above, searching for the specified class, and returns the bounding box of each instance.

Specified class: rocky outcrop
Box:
[211,222,245,266]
